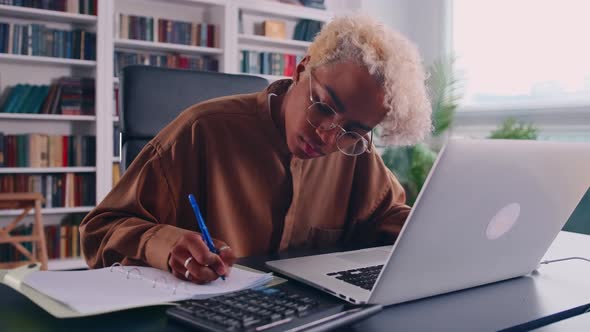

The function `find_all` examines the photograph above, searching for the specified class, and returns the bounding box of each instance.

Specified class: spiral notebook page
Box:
[23,265,273,314]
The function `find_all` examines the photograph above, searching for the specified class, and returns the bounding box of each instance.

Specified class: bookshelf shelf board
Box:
[0,167,96,174]
[242,73,290,82]
[48,257,88,270]
[0,53,96,67]
[0,113,96,121]
[237,0,332,22]
[143,0,227,6]
[0,206,94,216]
[113,116,120,122]
[113,77,119,85]
[114,38,223,55]
[238,34,311,49]
[0,4,97,24]
[113,156,121,163]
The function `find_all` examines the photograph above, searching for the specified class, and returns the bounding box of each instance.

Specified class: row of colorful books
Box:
[0,173,96,207]
[0,77,95,115]
[0,22,96,60]
[0,134,96,167]
[240,51,302,77]
[0,0,97,15]
[118,14,220,48]
[0,213,87,263]
[114,51,219,77]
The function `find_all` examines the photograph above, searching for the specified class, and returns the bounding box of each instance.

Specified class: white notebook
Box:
[23,264,273,315]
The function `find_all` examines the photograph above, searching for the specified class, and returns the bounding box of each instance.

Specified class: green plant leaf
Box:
[488,117,539,140]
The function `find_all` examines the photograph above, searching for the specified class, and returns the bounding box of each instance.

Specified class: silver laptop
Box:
[266,138,590,306]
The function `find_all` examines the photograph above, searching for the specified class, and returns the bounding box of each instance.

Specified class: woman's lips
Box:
[302,138,322,158]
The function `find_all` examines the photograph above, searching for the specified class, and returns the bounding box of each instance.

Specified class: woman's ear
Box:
[292,55,310,84]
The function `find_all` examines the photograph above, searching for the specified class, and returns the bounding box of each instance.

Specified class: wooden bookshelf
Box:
[0,167,96,174]
[236,0,332,22]
[0,0,335,268]
[244,73,291,82]
[0,206,94,216]
[0,4,97,24]
[114,38,223,55]
[238,34,312,49]
[0,113,96,121]
[0,53,97,67]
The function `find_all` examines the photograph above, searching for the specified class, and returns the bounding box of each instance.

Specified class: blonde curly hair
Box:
[306,15,432,146]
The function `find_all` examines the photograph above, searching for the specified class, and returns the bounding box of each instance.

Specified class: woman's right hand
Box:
[168,232,236,284]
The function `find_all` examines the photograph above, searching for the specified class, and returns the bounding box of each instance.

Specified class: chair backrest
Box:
[119,65,268,170]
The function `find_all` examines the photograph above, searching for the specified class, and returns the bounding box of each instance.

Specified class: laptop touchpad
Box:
[336,249,390,265]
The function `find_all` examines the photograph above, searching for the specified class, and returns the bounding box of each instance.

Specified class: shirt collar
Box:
[256,79,293,159]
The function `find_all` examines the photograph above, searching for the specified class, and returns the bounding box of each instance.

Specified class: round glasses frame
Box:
[305,73,373,156]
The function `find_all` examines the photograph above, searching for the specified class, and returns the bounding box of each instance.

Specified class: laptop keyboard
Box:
[327,265,384,290]
[168,288,320,331]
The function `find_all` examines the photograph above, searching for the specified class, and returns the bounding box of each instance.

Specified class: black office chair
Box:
[119,65,269,171]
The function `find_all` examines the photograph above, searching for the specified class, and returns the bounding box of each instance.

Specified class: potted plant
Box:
[381,57,461,206]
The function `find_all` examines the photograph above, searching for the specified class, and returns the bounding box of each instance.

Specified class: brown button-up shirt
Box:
[80,80,411,271]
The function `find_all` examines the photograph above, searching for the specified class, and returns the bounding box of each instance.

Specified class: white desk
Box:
[346,231,590,332]
[534,311,590,331]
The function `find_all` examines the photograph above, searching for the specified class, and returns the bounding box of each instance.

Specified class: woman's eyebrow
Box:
[349,121,372,132]
[319,82,372,131]
[323,84,346,113]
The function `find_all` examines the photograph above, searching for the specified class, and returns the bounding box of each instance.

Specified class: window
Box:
[453,0,590,109]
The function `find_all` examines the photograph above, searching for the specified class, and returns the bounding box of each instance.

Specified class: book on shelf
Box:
[0,173,95,207]
[0,22,96,60]
[0,0,97,15]
[0,133,96,167]
[293,19,322,42]
[299,0,326,10]
[0,77,95,115]
[113,126,120,158]
[240,50,301,76]
[119,14,154,42]
[114,51,219,77]
[113,86,118,117]
[0,212,87,265]
[263,20,286,39]
[118,14,219,48]
[112,162,120,187]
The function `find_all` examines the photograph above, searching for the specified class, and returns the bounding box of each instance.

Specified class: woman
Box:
[80,15,432,284]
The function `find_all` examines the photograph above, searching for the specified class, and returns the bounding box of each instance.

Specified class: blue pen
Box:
[188,194,226,280]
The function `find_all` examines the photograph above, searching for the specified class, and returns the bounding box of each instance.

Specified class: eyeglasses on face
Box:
[305,72,373,156]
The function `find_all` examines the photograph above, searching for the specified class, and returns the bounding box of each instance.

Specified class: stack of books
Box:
[0,0,97,15]
[0,78,95,115]
[0,134,96,167]
[0,22,96,60]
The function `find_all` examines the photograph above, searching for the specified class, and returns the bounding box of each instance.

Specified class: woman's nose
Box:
[315,127,340,146]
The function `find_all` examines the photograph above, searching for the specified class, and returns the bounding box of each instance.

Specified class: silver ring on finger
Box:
[219,245,230,251]
[184,269,191,280]
[183,256,193,268]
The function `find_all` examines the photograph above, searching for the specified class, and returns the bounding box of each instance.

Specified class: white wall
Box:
[330,1,590,140]
[327,0,449,66]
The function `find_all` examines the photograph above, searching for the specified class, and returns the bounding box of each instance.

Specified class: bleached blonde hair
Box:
[306,15,432,146]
